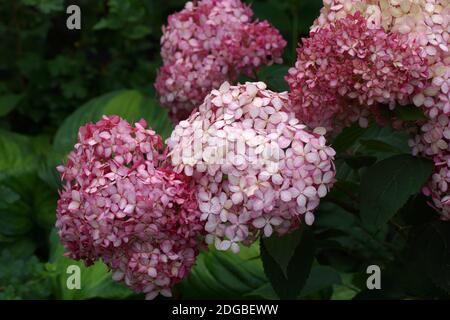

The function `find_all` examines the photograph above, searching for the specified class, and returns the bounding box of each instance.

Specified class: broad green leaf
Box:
[0,176,33,238]
[53,90,173,156]
[176,243,267,299]
[252,1,291,35]
[342,155,377,170]
[49,229,134,300]
[261,226,315,299]
[0,130,37,179]
[33,182,57,230]
[331,273,359,300]
[21,0,64,14]
[316,202,395,265]
[258,65,290,92]
[0,94,23,117]
[359,139,405,154]
[246,265,342,300]
[356,124,410,159]
[360,154,433,231]
[332,124,367,153]
[262,228,302,277]
[300,266,342,297]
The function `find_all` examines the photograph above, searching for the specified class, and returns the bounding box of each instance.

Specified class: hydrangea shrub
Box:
[52,0,450,300]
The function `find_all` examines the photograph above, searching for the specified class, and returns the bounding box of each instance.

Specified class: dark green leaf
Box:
[0,130,37,179]
[246,265,342,299]
[262,228,302,277]
[0,94,23,117]
[393,104,427,121]
[359,139,405,154]
[0,179,33,238]
[300,266,342,298]
[360,154,433,231]
[177,243,267,299]
[261,226,315,299]
[343,155,377,170]
[332,125,367,153]
[357,125,410,158]
[257,65,290,92]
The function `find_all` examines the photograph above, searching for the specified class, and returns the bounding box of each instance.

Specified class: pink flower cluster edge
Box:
[155,0,287,123]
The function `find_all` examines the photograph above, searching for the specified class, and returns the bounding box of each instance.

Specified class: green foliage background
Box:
[0,0,448,300]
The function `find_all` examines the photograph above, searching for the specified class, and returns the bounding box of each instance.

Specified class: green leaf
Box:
[359,139,405,154]
[342,155,377,170]
[258,65,290,92]
[0,176,33,238]
[260,226,315,299]
[0,94,23,117]
[33,183,57,230]
[332,124,367,153]
[262,228,302,277]
[300,266,342,298]
[360,154,433,231]
[127,25,152,39]
[176,243,267,299]
[246,265,342,299]
[93,18,117,30]
[393,104,427,121]
[53,90,173,156]
[49,229,134,300]
[0,130,37,179]
[357,124,410,158]
[252,1,291,35]
[21,0,64,14]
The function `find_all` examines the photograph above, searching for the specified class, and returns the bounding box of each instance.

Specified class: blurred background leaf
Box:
[53,89,172,156]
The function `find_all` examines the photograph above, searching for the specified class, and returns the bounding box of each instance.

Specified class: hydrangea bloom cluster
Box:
[286,12,429,134]
[155,0,287,123]
[166,81,336,252]
[409,114,450,220]
[314,0,449,220]
[287,0,449,219]
[56,115,204,299]
[314,0,449,118]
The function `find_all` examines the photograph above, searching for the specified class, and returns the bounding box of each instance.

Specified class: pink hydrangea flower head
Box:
[56,115,205,298]
[167,81,336,252]
[409,114,450,220]
[422,154,450,221]
[313,0,449,119]
[104,237,200,300]
[155,0,287,123]
[286,12,429,134]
